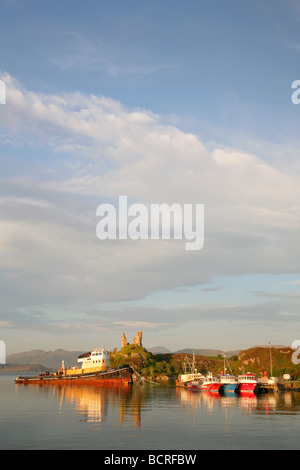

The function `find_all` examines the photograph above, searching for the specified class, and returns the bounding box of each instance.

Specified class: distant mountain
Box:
[0,363,48,374]
[173,348,240,357]
[7,349,86,371]
[146,346,241,356]
[147,346,172,354]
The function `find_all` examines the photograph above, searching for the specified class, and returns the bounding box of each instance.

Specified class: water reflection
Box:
[18,381,300,429]
[35,383,146,426]
[177,387,300,417]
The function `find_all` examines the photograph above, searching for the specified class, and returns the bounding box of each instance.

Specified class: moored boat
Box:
[236,373,258,394]
[15,346,134,386]
[187,379,203,391]
[187,373,222,393]
[176,372,205,388]
[176,354,204,387]
[202,372,223,393]
[219,374,239,393]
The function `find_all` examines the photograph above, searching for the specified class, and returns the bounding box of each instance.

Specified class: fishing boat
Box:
[202,372,223,392]
[187,379,203,391]
[219,374,239,393]
[176,354,204,387]
[218,353,238,392]
[236,373,258,394]
[187,372,222,393]
[15,346,134,386]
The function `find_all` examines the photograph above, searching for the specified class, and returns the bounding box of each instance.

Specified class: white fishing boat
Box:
[176,354,204,387]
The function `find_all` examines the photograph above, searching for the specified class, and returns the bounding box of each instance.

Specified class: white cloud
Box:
[1,73,300,342]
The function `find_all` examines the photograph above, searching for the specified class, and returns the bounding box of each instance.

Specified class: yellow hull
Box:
[65,366,108,376]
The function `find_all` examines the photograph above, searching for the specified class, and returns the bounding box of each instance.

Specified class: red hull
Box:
[15,366,133,386]
[187,383,201,391]
[202,383,222,392]
[15,378,132,386]
[237,383,257,393]
[188,382,222,393]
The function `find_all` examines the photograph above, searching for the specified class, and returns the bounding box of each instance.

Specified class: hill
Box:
[110,345,236,379]
[147,346,172,354]
[237,346,299,377]
[111,345,300,380]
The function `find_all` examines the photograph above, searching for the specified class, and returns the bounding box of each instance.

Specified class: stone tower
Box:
[133,331,143,347]
[121,332,128,349]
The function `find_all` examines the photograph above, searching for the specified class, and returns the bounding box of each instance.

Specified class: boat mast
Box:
[268,342,273,377]
[223,353,233,375]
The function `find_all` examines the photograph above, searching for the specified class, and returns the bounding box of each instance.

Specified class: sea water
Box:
[0,375,299,450]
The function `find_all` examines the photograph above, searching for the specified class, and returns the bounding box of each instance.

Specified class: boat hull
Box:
[15,366,134,386]
[237,383,257,393]
[187,381,222,393]
[187,382,201,391]
[202,383,223,393]
[221,383,238,392]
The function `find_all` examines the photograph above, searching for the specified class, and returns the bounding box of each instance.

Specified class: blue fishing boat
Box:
[219,353,238,392]
[219,374,238,392]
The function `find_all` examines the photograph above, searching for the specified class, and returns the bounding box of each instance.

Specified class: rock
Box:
[133,331,143,347]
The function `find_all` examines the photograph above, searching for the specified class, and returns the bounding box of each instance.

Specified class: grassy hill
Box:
[110,345,300,380]
[110,345,236,379]
[237,347,299,378]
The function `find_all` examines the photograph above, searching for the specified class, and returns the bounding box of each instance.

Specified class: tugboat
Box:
[15,346,134,386]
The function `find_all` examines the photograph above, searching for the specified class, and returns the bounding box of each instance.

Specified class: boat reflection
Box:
[177,386,300,417]
[40,383,144,427]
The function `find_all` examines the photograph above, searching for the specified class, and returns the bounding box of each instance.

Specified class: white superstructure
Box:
[77,346,111,371]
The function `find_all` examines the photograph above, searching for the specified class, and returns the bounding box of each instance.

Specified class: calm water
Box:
[0,375,299,450]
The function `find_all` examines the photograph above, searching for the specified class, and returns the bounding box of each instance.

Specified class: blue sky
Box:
[1,0,300,354]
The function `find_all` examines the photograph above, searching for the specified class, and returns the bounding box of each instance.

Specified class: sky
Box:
[1,0,300,354]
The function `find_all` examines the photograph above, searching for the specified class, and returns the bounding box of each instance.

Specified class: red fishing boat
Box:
[187,372,222,393]
[201,372,223,392]
[236,373,258,394]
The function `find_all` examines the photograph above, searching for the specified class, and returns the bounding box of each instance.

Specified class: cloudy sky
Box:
[1,0,300,354]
